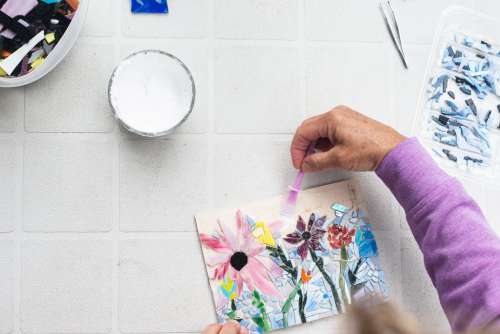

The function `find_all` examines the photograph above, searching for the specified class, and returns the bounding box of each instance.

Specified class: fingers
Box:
[202,324,222,334]
[290,113,331,169]
[302,146,344,172]
[315,137,334,152]
[202,322,246,334]
[219,322,242,334]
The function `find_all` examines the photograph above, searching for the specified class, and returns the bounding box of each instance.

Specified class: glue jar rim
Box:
[107,50,196,138]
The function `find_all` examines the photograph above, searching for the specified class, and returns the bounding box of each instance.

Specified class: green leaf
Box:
[281,281,302,314]
[252,315,265,329]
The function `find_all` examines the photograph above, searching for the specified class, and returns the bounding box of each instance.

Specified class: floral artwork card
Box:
[195,180,387,333]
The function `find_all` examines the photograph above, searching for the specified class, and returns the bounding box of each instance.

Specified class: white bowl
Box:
[0,0,89,88]
[108,50,196,137]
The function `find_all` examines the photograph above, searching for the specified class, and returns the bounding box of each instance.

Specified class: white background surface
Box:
[0,0,499,333]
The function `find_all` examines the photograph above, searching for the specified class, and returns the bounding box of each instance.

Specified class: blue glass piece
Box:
[355,228,378,258]
[132,0,169,13]
[331,202,349,214]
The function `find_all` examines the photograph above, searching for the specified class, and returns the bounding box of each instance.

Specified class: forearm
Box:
[376,138,500,332]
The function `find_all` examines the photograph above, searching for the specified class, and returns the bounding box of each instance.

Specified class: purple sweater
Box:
[375,138,500,332]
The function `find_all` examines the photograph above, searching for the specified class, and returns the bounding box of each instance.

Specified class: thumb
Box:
[219,322,240,334]
[302,147,343,172]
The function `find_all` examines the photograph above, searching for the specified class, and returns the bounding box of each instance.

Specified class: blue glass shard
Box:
[131,0,169,13]
[355,228,378,258]
[331,202,349,214]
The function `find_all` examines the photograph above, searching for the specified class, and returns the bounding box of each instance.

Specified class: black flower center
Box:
[302,231,311,241]
[230,251,248,271]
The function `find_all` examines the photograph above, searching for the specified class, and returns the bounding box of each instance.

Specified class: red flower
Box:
[327,224,355,249]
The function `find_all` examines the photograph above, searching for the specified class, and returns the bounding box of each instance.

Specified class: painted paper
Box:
[195,180,387,333]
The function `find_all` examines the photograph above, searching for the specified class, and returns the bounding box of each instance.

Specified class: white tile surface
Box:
[392,45,432,136]
[81,0,115,37]
[215,0,298,40]
[475,0,500,16]
[401,237,450,331]
[391,0,475,44]
[121,0,208,38]
[305,0,385,42]
[0,88,22,133]
[306,44,394,124]
[214,137,296,207]
[0,241,14,334]
[0,1,486,333]
[25,42,114,133]
[215,45,301,133]
[119,237,215,333]
[483,184,500,236]
[120,41,209,134]
[21,240,112,333]
[119,138,209,232]
[0,140,16,233]
[23,136,113,232]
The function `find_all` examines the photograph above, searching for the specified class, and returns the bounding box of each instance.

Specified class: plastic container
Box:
[413,6,500,181]
[0,0,89,88]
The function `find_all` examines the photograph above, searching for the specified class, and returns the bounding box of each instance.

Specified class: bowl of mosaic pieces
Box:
[414,6,500,178]
[0,0,88,88]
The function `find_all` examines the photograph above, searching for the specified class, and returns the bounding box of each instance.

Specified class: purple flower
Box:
[284,213,327,260]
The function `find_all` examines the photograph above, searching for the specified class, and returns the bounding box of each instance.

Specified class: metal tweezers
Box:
[379,0,408,69]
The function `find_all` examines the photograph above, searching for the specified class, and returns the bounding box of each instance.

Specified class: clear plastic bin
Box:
[0,0,88,88]
[413,6,500,181]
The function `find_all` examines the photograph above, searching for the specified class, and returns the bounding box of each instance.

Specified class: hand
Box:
[291,106,406,172]
[202,322,249,334]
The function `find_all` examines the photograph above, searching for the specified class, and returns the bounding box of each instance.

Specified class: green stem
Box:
[297,289,306,323]
[282,313,288,328]
[309,246,343,313]
[269,245,306,323]
[252,291,272,332]
[339,245,351,306]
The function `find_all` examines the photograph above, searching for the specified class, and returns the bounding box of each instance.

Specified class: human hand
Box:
[202,322,249,334]
[291,106,406,172]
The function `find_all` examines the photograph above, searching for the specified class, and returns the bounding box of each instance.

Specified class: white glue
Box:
[108,50,195,137]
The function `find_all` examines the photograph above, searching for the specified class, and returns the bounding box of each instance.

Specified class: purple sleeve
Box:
[375,137,500,332]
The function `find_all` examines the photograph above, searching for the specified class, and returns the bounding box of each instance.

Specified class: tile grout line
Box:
[298,0,306,120]
[11,84,27,334]
[111,0,122,333]
[206,0,216,215]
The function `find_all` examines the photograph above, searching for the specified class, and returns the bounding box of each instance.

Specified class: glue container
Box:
[413,6,500,181]
[108,50,196,137]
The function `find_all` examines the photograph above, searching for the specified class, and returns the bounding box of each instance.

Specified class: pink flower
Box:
[200,210,283,298]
